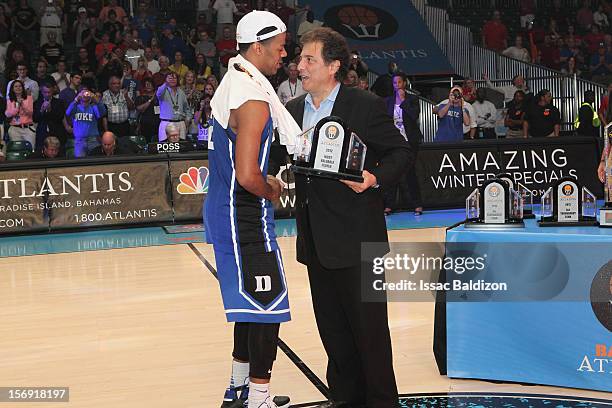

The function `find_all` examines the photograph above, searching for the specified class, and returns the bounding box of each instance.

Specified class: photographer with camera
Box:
[348,50,368,77]
[433,86,475,142]
[65,88,104,157]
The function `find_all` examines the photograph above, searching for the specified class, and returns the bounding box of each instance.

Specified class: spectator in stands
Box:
[104,10,125,45]
[505,90,527,138]
[584,25,605,55]
[194,96,212,141]
[96,33,117,63]
[52,61,70,91]
[102,76,134,137]
[348,51,368,77]
[5,79,35,148]
[590,43,612,83]
[547,18,562,43]
[576,0,594,33]
[503,35,530,62]
[207,74,218,90]
[61,71,85,106]
[73,7,89,48]
[66,88,103,157]
[161,25,189,64]
[33,60,54,87]
[132,2,156,46]
[99,0,126,23]
[29,136,61,159]
[192,31,216,69]
[560,38,582,66]
[575,89,600,137]
[12,0,37,46]
[40,31,64,69]
[182,70,202,140]
[170,51,189,84]
[483,73,530,103]
[144,47,160,74]
[131,56,150,84]
[34,83,66,148]
[40,0,62,46]
[472,88,497,139]
[519,0,536,28]
[358,76,369,91]
[524,89,560,137]
[135,77,159,143]
[593,4,609,31]
[165,122,181,143]
[125,39,145,71]
[7,63,39,102]
[157,72,189,141]
[203,82,215,99]
[297,10,322,40]
[343,69,358,87]
[82,17,103,60]
[277,62,305,105]
[212,0,239,40]
[152,55,171,87]
[482,10,507,52]
[562,55,583,77]
[433,86,472,142]
[547,0,569,31]
[598,82,612,126]
[89,131,131,156]
[283,31,298,63]
[193,53,212,91]
[384,71,423,216]
[539,35,561,70]
[371,61,397,98]
[461,78,477,103]
[216,26,238,77]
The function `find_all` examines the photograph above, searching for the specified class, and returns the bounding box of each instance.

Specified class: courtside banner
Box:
[417,138,602,208]
[169,159,209,221]
[272,163,295,218]
[0,168,49,234]
[46,162,173,229]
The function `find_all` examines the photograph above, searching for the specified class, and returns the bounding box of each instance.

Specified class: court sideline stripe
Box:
[187,243,331,400]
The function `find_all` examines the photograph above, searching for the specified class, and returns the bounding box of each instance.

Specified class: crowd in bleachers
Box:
[460,0,612,83]
[0,0,362,160]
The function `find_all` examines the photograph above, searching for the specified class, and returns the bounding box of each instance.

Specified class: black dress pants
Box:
[303,223,399,407]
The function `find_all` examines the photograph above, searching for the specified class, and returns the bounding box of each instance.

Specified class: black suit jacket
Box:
[385,94,424,146]
[285,85,413,269]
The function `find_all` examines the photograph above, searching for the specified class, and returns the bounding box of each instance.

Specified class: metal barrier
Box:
[418,96,439,143]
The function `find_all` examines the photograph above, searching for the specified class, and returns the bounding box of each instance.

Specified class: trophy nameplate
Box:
[291,116,366,182]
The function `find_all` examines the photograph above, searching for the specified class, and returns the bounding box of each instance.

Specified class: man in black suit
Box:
[285,28,413,408]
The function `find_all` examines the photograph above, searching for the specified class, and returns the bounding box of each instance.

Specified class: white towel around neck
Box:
[211,54,300,154]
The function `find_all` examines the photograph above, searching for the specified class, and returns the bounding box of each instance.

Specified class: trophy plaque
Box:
[496,173,535,219]
[600,123,612,227]
[465,178,524,229]
[291,116,366,182]
[538,177,598,226]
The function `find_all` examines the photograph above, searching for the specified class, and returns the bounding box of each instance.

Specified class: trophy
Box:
[465,177,524,229]
[538,177,598,226]
[496,173,535,219]
[600,123,612,227]
[291,116,367,182]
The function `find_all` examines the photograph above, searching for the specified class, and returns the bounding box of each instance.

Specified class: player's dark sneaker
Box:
[220,384,248,408]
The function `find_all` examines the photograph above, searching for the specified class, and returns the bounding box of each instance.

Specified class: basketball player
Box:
[205,10,302,408]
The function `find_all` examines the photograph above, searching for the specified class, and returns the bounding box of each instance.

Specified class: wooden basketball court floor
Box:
[0,227,610,407]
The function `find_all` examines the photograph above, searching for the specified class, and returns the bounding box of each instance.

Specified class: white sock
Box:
[230,360,249,389]
[247,382,270,408]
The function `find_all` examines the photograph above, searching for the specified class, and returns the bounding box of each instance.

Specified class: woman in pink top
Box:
[5,80,35,150]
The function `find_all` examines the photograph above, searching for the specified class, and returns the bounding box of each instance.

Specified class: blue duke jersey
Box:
[204,116,290,323]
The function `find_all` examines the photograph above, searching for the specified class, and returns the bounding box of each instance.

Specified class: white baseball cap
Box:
[236,10,286,45]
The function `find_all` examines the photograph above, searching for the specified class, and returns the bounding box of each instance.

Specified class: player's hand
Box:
[598,161,606,184]
[266,175,283,201]
[340,170,377,193]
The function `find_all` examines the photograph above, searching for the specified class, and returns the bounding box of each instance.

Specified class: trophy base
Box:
[291,165,364,183]
[522,211,536,219]
[598,207,612,227]
[464,220,525,229]
[538,218,599,227]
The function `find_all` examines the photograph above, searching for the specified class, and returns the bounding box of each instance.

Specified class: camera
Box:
[452,90,462,99]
